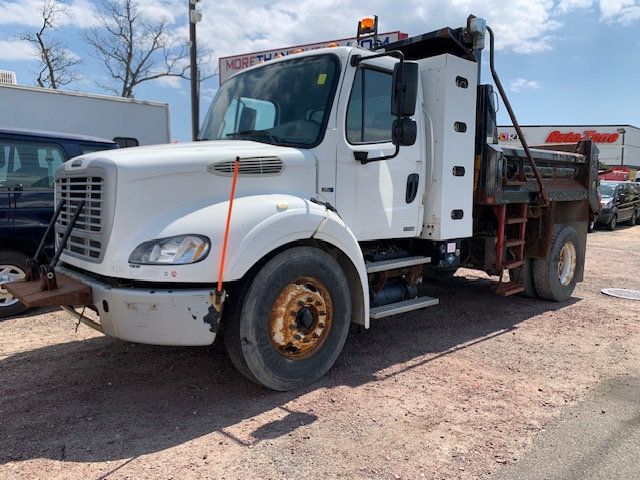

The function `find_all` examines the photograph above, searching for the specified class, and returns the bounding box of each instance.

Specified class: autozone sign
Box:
[218,31,408,84]
[545,130,620,143]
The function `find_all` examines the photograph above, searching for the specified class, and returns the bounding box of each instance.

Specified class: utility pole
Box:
[189,0,202,141]
[617,127,626,166]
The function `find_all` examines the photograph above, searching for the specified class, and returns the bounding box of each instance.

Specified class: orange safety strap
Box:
[217,157,240,293]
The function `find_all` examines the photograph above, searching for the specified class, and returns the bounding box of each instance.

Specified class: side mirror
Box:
[392,118,417,146]
[391,61,419,117]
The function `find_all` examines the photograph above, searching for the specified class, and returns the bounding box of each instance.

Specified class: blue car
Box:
[0,127,117,318]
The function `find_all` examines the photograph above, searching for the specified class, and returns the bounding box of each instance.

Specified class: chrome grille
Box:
[55,175,104,260]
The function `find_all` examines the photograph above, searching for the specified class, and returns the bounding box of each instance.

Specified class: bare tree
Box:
[20,0,81,89]
[84,0,190,98]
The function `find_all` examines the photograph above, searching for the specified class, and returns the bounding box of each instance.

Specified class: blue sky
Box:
[1,0,639,141]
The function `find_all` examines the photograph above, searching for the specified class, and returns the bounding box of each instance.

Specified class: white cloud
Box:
[195,0,568,59]
[510,78,541,92]
[558,0,640,24]
[0,39,38,60]
[599,0,640,24]
[138,0,185,24]
[0,0,185,28]
[0,0,97,27]
[153,75,184,88]
[558,0,595,12]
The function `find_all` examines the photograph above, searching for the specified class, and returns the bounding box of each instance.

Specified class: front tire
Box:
[533,225,582,302]
[224,246,351,391]
[0,250,29,319]
[606,214,617,231]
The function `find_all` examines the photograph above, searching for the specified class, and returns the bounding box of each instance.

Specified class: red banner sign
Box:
[545,130,619,144]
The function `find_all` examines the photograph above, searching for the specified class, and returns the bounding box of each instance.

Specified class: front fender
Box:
[313,210,370,327]
[102,193,370,326]
[221,196,369,328]
[224,195,327,279]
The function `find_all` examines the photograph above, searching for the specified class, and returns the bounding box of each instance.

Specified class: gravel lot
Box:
[1,226,638,479]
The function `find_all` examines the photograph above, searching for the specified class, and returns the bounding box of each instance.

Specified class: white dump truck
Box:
[8,17,599,390]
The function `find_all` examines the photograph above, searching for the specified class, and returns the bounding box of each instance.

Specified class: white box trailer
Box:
[0,83,170,146]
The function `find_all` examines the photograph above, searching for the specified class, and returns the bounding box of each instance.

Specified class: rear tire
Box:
[224,246,351,391]
[629,210,638,226]
[533,225,582,302]
[0,249,29,319]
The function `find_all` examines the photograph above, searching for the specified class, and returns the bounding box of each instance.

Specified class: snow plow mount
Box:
[5,199,94,308]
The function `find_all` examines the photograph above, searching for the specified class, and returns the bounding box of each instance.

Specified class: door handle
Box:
[406,173,419,203]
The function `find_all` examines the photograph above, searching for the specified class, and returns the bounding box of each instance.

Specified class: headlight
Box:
[601,198,614,210]
[129,235,210,265]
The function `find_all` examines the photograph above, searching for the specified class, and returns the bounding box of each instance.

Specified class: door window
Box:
[219,97,277,139]
[0,140,66,190]
[346,68,394,144]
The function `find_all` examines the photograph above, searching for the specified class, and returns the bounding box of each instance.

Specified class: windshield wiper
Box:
[226,129,280,144]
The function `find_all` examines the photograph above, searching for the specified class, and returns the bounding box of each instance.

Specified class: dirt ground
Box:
[1,226,639,480]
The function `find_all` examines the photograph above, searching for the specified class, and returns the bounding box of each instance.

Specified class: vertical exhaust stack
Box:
[466,16,486,84]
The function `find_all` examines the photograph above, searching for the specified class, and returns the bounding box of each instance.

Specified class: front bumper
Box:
[596,209,615,225]
[58,266,218,346]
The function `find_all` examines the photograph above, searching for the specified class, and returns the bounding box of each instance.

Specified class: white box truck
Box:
[0,83,170,146]
[8,17,599,391]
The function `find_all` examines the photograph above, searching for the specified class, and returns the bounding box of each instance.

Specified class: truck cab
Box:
[8,17,599,390]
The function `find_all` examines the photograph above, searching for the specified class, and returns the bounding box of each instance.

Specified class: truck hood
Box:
[54,139,320,278]
[63,139,315,182]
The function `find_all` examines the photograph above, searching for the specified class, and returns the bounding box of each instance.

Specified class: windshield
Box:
[199,54,340,147]
[598,184,616,198]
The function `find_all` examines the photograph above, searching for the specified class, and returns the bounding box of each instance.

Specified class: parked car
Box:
[0,127,117,318]
[596,181,640,230]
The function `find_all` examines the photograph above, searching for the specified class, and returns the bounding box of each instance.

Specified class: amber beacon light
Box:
[357,15,379,45]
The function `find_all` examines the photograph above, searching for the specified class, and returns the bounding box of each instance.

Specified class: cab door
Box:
[334,56,424,241]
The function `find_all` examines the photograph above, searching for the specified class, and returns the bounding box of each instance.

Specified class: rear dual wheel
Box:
[224,247,351,391]
[533,225,582,302]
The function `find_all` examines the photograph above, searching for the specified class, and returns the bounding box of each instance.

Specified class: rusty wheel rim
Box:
[269,276,333,360]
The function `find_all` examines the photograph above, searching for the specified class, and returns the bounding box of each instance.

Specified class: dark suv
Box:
[0,127,117,318]
[597,180,640,230]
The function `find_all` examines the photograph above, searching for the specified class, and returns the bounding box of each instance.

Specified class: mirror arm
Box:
[354,144,400,164]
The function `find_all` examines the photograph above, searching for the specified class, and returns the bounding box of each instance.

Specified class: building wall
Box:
[497,125,640,169]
